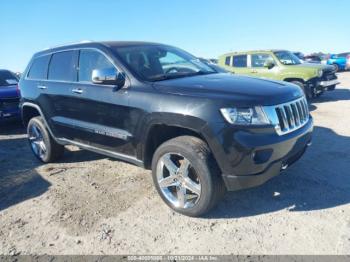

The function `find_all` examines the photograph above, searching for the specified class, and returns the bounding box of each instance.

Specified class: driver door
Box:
[53,49,134,156]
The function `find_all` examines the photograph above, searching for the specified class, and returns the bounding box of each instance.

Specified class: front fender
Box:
[136,112,214,165]
[139,112,208,144]
[281,69,317,82]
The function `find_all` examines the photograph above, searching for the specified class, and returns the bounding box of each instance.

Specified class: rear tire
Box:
[151,136,226,217]
[27,116,64,163]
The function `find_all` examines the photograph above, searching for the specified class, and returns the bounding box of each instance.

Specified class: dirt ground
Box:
[1,73,350,255]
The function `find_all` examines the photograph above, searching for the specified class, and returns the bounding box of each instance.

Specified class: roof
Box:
[220,49,286,57]
[101,41,163,48]
[35,40,165,57]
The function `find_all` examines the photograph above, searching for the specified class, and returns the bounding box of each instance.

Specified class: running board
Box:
[57,138,144,168]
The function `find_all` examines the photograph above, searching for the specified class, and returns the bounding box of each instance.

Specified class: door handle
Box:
[72,88,83,94]
[37,85,47,89]
[251,70,258,73]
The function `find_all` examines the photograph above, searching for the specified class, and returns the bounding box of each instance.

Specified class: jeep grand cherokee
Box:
[19,41,313,216]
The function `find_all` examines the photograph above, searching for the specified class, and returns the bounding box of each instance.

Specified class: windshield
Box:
[274,51,301,65]
[0,70,18,87]
[114,45,216,81]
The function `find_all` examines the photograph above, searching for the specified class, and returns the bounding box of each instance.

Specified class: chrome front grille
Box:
[263,97,309,135]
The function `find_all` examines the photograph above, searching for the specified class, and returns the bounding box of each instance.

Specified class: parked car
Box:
[0,69,21,122]
[20,41,313,216]
[293,52,323,64]
[303,55,322,64]
[327,53,349,72]
[218,50,339,98]
[338,52,350,70]
[293,52,305,60]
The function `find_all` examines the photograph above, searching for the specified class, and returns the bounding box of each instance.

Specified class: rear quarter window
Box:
[48,51,78,82]
[232,55,247,67]
[27,55,51,80]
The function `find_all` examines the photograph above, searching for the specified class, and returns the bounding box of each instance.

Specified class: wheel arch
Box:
[21,102,59,142]
[142,123,208,170]
[21,103,42,127]
[331,62,342,70]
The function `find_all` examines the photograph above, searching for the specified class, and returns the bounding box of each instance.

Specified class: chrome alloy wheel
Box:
[28,124,47,160]
[156,153,201,209]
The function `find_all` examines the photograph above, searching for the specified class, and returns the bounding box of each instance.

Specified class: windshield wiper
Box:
[149,74,186,81]
[187,70,216,76]
[149,71,216,82]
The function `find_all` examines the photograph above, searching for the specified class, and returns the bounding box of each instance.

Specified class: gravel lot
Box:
[1,73,350,255]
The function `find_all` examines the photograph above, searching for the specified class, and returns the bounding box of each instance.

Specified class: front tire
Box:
[328,85,336,91]
[27,116,64,163]
[151,136,226,217]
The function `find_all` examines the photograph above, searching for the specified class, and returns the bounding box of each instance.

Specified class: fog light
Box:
[252,149,273,164]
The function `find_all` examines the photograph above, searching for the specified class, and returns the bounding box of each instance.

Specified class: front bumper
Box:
[206,117,313,191]
[222,137,311,191]
[319,79,340,87]
[307,73,339,94]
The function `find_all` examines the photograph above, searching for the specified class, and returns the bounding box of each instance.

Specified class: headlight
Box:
[317,69,323,77]
[220,106,270,125]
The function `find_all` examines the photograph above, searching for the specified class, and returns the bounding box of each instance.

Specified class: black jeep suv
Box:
[20,41,313,216]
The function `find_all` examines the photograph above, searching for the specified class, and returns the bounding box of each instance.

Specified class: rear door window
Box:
[78,49,115,82]
[48,51,78,82]
[232,55,247,67]
[27,55,51,80]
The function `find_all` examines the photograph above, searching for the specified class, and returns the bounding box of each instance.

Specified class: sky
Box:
[1,0,349,72]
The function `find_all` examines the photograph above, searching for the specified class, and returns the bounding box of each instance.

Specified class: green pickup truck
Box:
[218,50,339,98]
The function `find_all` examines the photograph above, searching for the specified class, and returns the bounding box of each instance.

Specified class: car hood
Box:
[152,73,303,106]
[0,85,19,99]
[294,63,335,71]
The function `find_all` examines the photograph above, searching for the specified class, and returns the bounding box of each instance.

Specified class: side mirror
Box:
[264,60,275,69]
[92,68,125,89]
